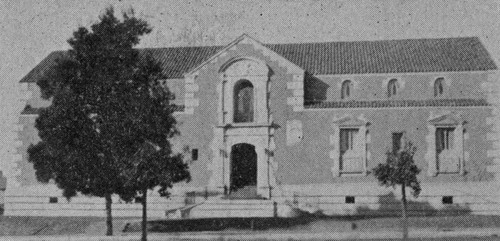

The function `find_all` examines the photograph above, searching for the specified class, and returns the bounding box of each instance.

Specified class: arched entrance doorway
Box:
[230,143,257,192]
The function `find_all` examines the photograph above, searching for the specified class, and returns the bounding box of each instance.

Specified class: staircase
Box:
[224,186,263,200]
[164,186,301,219]
[186,197,276,218]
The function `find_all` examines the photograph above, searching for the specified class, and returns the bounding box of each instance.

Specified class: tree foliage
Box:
[372,141,421,239]
[27,7,190,236]
[372,142,421,198]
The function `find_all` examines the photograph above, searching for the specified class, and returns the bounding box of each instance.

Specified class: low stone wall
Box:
[3,185,209,217]
[277,181,500,216]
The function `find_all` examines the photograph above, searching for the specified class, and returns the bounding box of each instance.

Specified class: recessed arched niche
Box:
[219,58,271,124]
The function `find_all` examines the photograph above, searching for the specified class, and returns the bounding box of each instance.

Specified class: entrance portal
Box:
[230,143,257,192]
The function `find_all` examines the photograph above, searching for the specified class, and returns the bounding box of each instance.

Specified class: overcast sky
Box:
[0,0,499,166]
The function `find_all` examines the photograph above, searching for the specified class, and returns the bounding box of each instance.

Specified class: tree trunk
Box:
[141,189,148,241]
[401,184,408,240]
[105,193,113,236]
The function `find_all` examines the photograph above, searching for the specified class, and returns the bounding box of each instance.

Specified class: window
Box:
[427,113,465,176]
[332,116,369,177]
[392,132,404,153]
[387,79,398,97]
[191,149,198,161]
[339,128,363,173]
[49,197,58,203]
[341,80,352,99]
[436,127,459,173]
[434,78,444,97]
[340,129,358,152]
[233,80,254,123]
[442,196,453,204]
[436,127,454,153]
[345,196,355,204]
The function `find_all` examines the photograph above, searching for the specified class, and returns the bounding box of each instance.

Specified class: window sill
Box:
[436,172,463,175]
[217,122,273,128]
[339,172,367,177]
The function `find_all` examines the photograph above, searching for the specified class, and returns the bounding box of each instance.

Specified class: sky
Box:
[0,0,499,167]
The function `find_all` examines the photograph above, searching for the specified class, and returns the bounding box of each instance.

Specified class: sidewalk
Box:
[1,215,500,240]
[0,227,499,240]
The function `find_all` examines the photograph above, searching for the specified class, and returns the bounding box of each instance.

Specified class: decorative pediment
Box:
[333,115,368,127]
[222,58,269,77]
[429,113,463,126]
[185,34,304,77]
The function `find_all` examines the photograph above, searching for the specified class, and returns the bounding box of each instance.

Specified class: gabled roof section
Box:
[20,46,224,83]
[139,45,223,78]
[185,34,304,76]
[20,36,497,83]
[20,51,69,83]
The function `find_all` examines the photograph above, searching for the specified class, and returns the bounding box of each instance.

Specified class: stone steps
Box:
[225,186,260,199]
[170,197,277,219]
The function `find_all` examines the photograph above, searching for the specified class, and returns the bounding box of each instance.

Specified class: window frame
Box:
[341,80,352,100]
[435,126,459,174]
[191,149,199,161]
[392,132,404,153]
[233,79,255,123]
[331,116,369,177]
[340,128,358,153]
[436,127,455,152]
[339,127,363,174]
[426,113,466,176]
[387,79,399,97]
[434,77,445,97]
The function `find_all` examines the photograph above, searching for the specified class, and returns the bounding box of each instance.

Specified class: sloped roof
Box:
[21,104,185,115]
[305,98,490,109]
[20,37,496,83]
[267,37,497,74]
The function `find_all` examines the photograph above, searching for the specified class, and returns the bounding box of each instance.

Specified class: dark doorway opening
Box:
[230,143,257,192]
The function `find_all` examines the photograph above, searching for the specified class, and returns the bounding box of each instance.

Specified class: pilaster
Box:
[484,71,500,181]
[183,73,199,115]
[287,74,304,112]
[6,83,34,189]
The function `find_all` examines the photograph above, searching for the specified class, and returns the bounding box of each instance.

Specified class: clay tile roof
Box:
[21,104,185,115]
[304,99,490,109]
[20,51,70,83]
[138,46,223,79]
[20,37,496,83]
[266,37,497,74]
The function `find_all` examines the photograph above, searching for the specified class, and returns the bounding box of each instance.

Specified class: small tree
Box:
[27,7,189,237]
[372,142,421,239]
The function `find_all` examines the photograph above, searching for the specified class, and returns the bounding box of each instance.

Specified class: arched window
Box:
[434,77,444,97]
[387,79,398,97]
[233,80,254,123]
[341,80,352,99]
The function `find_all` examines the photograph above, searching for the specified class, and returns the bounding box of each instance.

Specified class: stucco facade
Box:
[6,35,500,217]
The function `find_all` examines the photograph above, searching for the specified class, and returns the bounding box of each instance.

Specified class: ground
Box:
[1,214,500,237]
[0,216,133,236]
[125,215,500,233]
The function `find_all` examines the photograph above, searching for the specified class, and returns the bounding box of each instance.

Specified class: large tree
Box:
[27,7,189,236]
[372,142,421,239]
